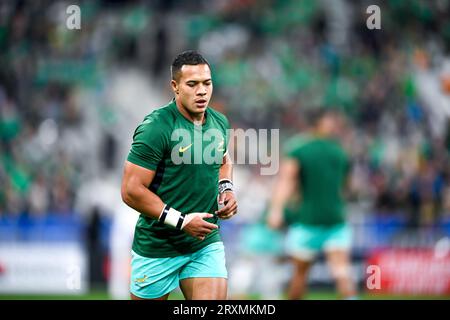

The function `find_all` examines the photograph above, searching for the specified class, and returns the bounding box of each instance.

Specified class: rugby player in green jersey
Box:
[268,109,357,299]
[121,51,237,300]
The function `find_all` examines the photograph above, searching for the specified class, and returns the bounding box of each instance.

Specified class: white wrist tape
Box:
[159,205,185,229]
[218,179,234,194]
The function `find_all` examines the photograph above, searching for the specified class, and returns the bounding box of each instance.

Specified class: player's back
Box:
[289,136,349,225]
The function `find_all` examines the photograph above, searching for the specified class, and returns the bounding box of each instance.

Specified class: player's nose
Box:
[197,84,207,95]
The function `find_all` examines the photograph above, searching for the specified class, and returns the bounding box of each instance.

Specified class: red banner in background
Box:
[366,248,450,295]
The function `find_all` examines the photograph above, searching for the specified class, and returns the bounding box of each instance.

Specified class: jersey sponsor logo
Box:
[178,143,193,153]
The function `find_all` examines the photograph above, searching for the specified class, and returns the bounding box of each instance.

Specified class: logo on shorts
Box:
[134,275,148,283]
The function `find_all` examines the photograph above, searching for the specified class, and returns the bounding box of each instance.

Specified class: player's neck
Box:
[313,129,331,139]
[175,100,206,124]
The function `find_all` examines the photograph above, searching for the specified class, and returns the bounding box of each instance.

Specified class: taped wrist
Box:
[159,205,186,230]
[218,179,234,194]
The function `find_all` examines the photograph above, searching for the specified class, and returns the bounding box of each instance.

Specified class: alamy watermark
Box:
[366,265,381,290]
[65,4,380,31]
[66,4,81,30]
[170,127,279,176]
[366,5,381,30]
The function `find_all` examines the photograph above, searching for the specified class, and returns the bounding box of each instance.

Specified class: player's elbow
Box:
[121,181,135,207]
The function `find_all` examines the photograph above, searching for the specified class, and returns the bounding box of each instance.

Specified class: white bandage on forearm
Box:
[159,205,185,229]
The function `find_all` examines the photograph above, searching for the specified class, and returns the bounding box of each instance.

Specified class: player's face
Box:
[320,113,342,136]
[172,64,213,116]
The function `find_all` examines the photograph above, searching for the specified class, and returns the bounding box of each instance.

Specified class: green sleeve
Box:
[283,135,306,159]
[127,119,168,171]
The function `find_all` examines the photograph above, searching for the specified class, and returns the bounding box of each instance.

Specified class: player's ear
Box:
[171,79,179,95]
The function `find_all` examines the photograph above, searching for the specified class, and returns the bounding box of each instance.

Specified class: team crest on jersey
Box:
[217,139,225,152]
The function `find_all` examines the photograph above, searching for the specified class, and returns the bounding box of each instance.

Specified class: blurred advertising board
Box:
[0,243,87,295]
[366,248,450,295]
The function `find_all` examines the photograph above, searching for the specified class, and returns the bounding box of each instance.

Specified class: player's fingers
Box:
[217,202,237,218]
[215,198,236,214]
[197,226,213,233]
[224,203,237,216]
[215,205,226,215]
[218,192,227,205]
[198,213,214,219]
[199,227,214,235]
[227,206,238,218]
[222,212,236,219]
[217,195,234,209]
[217,212,231,219]
[201,220,219,230]
[220,209,237,220]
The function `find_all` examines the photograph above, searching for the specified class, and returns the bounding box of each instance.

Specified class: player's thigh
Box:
[180,277,227,300]
[130,250,188,300]
[179,242,228,300]
[130,292,169,300]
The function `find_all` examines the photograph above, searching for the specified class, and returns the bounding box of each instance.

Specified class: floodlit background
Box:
[0,0,450,299]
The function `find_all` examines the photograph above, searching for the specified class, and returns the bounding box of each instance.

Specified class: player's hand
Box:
[267,209,283,229]
[215,191,237,219]
[181,213,218,240]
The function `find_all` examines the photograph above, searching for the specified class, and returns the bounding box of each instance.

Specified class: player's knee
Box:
[330,264,351,279]
[292,261,310,275]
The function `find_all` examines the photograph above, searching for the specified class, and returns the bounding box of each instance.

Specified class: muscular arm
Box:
[121,160,218,239]
[219,152,233,181]
[216,153,237,219]
[267,158,299,229]
[121,160,165,219]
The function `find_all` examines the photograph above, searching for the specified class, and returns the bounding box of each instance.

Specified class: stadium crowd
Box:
[1,0,449,229]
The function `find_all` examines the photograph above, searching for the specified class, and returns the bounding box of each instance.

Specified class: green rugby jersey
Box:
[127,100,230,258]
[284,134,350,226]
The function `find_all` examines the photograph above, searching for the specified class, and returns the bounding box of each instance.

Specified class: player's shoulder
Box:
[207,106,230,127]
[139,101,177,127]
[142,102,176,125]
[133,102,175,138]
[285,133,314,151]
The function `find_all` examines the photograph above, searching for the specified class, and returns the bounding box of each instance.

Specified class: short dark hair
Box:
[171,50,210,81]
